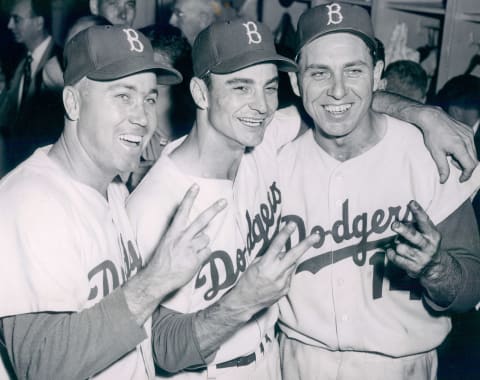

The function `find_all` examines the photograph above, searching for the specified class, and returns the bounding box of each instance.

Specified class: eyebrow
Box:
[108,84,158,95]
[225,76,279,86]
[305,60,369,70]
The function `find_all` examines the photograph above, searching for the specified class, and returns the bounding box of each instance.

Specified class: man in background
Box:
[89,0,136,26]
[169,0,237,45]
[0,0,61,172]
[381,60,428,103]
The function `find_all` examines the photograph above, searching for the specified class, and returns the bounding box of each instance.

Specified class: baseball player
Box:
[0,25,226,380]
[127,15,477,380]
[277,3,480,380]
[127,18,321,379]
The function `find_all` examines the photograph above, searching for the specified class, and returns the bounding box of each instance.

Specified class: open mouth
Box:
[119,134,143,147]
[323,104,352,115]
[238,117,266,128]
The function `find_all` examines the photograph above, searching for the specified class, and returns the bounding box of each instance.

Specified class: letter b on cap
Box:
[243,21,262,44]
[326,3,343,25]
[122,28,144,52]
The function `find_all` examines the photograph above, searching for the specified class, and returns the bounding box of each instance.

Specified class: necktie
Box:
[20,54,32,109]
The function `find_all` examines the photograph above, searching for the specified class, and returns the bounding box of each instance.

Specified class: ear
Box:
[190,77,209,109]
[372,60,385,92]
[89,0,99,15]
[288,72,301,97]
[63,86,81,121]
[377,78,387,91]
[34,15,44,32]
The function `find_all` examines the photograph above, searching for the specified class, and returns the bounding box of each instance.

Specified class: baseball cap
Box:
[296,2,377,56]
[192,18,297,78]
[63,25,183,86]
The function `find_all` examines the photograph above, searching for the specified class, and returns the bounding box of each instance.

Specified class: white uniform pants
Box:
[280,334,437,380]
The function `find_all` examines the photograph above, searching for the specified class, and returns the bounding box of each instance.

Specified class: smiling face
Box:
[76,72,158,176]
[205,63,279,149]
[292,33,382,142]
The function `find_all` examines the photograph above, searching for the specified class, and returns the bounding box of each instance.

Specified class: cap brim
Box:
[87,55,183,85]
[209,50,297,75]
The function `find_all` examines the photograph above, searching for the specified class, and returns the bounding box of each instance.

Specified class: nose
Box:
[129,101,148,128]
[117,6,127,22]
[7,17,14,30]
[249,91,268,114]
[327,74,346,100]
[170,13,178,27]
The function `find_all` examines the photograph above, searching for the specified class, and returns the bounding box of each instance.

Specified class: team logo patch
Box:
[242,21,262,44]
[326,3,343,25]
[122,28,144,52]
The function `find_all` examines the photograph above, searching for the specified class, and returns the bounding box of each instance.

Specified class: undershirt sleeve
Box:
[1,288,146,380]
[425,200,480,313]
[151,305,214,374]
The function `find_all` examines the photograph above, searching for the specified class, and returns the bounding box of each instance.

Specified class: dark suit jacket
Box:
[0,37,64,171]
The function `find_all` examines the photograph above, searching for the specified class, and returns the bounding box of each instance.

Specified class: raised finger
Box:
[183,198,227,239]
[169,184,200,232]
[281,233,320,267]
[391,220,429,251]
[263,222,298,260]
[407,201,439,239]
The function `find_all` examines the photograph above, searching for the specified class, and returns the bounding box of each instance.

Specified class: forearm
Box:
[151,291,255,373]
[372,90,427,125]
[421,200,480,311]
[123,265,181,326]
[1,289,146,380]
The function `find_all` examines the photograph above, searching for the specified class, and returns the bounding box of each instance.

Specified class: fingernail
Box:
[286,222,296,232]
[409,200,418,209]
[391,221,400,230]
[218,199,227,207]
[191,183,199,192]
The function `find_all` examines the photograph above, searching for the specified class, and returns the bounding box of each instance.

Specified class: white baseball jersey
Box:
[277,115,480,358]
[0,147,154,380]
[127,106,301,379]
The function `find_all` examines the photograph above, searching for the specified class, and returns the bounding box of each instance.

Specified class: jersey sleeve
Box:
[0,177,90,317]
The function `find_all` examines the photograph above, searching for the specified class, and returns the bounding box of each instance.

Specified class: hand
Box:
[148,184,227,291]
[232,222,320,317]
[420,106,478,183]
[386,200,442,279]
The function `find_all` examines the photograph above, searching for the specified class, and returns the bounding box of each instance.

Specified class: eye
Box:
[145,96,157,105]
[233,86,250,94]
[310,70,329,80]
[265,85,278,95]
[346,68,363,77]
[116,93,131,103]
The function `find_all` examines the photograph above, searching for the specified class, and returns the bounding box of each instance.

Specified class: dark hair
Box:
[383,60,428,100]
[31,0,52,32]
[434,74,480,112]
[141,23,195,137]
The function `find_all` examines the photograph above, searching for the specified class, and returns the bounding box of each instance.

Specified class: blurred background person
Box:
[89,0,136,26]
[0,0,61,173]
[169,0,237,45]
[381,60,428,103]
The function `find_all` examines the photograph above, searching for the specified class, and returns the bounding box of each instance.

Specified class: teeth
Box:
[119,134,142,145]
[324,104,352,114]
[239,117,264,127]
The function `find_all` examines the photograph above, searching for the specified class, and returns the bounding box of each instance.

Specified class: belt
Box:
[216,352,256,369]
